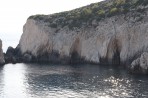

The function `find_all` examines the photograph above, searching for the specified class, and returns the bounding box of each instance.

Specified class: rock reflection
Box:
[0,66,4,97]
[0,63,27,98]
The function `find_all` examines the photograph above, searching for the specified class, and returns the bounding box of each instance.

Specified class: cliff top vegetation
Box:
[29,0,148,29]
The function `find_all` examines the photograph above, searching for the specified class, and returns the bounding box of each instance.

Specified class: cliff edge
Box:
[9,0,148,73]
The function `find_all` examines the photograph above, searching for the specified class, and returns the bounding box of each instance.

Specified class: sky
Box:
[0,0,103,51]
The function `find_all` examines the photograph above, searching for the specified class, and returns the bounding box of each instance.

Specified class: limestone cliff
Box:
[17,0,148,66]
[0,39,5,65]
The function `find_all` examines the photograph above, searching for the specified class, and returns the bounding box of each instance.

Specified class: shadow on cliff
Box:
[99,36,121,66]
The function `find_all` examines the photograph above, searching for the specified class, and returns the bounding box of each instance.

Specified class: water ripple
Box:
[0,63,148,98]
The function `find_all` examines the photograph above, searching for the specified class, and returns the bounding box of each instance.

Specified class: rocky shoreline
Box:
[4,46,93,65]
[1,0,148,74]
[0,39,148,74]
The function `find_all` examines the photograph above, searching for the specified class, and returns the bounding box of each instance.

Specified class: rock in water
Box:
[0,39,5,65]
[130,52,148,74]
[23,53,32,63]
[5,46,17,63]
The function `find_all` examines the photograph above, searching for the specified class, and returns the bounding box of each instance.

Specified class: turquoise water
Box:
[0,63,148,98]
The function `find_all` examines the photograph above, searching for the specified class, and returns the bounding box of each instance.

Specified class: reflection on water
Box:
[0,63,148,98]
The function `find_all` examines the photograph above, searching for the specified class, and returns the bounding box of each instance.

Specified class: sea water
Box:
[0,63,148,98]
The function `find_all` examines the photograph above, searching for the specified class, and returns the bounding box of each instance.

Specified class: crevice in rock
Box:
[100,36,121,66]
[69,37,84,64]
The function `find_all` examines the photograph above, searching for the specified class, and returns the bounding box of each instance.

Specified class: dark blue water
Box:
[0,63,148,98]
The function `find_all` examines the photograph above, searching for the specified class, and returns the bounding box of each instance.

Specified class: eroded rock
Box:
[5,46,16,63]
[5,46,23,64]
[0,39,5,65]
[130,52,148,74]
[23,53,32,62]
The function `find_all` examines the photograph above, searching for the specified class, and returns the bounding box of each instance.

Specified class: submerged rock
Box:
[0,39,5,65]
[130,52,148,74]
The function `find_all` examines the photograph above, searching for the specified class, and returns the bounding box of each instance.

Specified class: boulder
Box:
[5,46,23,64]
[23,53,32,62]
[5,46,16,63]
[130,52,148,74]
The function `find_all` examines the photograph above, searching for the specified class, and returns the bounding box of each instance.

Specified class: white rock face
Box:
[131,52,148,74]
[0,39,5,64]
[19,10,148,65]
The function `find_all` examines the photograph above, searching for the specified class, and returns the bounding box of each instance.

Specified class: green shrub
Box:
[92,3,99,9]
[97,9,105,17]
[29,0,147,30]
[115,0,125,5]
[105,3,112,7]
[110,8,118,15]
[83,8,92,15]
[29,15,45,21]
[97,10,105,15]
